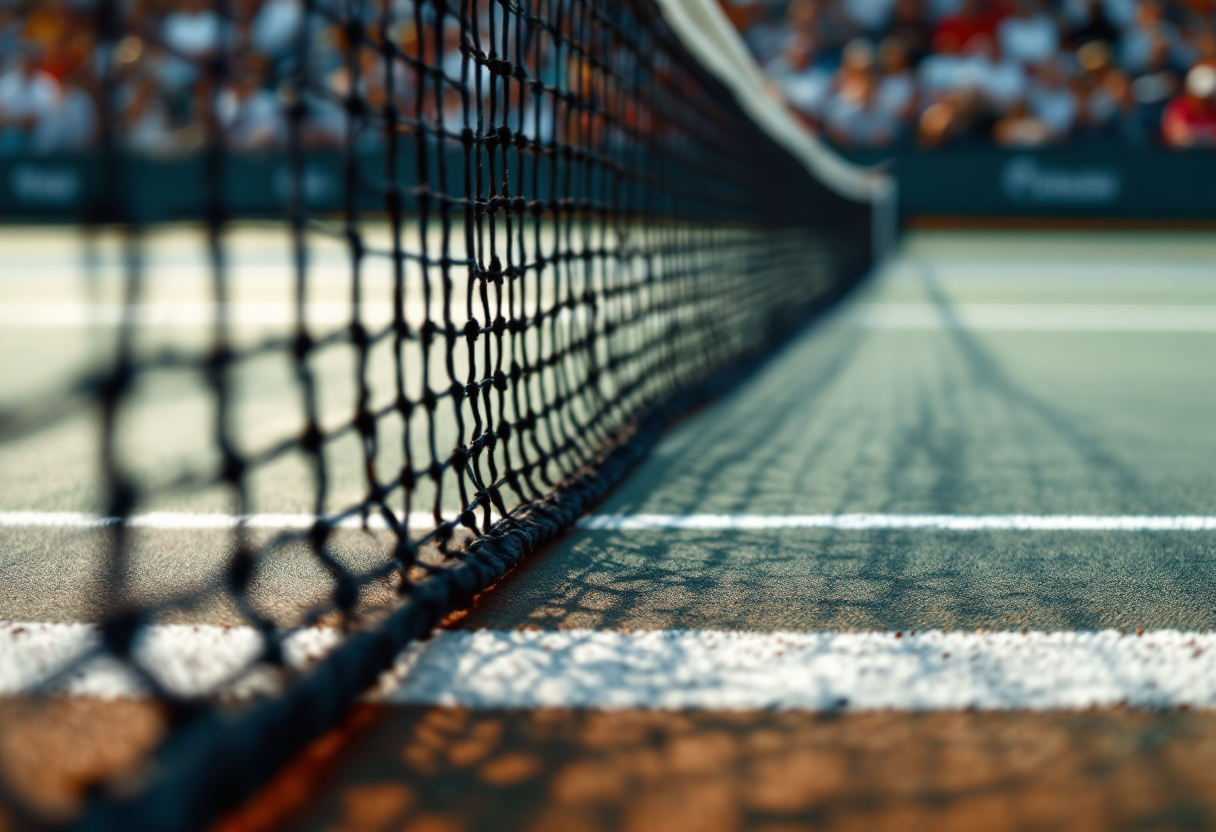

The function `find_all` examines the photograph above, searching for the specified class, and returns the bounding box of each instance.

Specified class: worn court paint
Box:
[8,622,1216,710]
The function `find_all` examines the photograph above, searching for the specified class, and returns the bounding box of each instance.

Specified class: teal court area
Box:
[461,231,1216,634]
[3,229,1216,632]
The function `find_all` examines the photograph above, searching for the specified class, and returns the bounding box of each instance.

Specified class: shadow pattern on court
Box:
[238,706,1216,832]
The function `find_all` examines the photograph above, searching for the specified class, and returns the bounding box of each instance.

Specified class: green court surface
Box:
[459,231,1216,633]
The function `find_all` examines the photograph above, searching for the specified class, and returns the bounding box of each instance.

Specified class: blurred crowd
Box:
[723,0,1216,147]
[3,0,1215,155]
[0,0,484,157]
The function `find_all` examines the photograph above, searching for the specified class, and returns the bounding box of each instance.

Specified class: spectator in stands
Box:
[220,68,284,151]
[846,0,900,35]
[876,36,920,122]
[1162,62,1216,145]
[887,0,933,62]
[120,73,181,156]
[1129,30,1183,130]
[1027,59,1079,138]
[825,72,903,145]
[0,8,22,74]
[1118,0,1177,73]
[934,0,1002,55]
[0,49,61,155]
[1064,0,1121,46]
[251,0,303,67]
[766,34,835,121]
[994,97,1055,142]
[998,0,1062,65]
[31,64,96,152]
[163,0,225,61]
[968,33,1030,111]
[919,23,969,101]
[1076,40,1141,141]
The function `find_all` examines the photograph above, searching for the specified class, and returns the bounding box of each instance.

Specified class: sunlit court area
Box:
[2,0,1216,831]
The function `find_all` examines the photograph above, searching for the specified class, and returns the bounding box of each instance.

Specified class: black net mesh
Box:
[0,0,875,829]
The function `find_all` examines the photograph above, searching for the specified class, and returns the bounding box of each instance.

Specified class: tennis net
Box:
[0,0,888,829]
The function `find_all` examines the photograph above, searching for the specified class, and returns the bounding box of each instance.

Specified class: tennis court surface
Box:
[2,0,1216,830]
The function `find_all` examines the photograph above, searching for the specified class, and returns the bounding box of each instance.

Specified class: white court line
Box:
[3,511,1216,532]
[0,511,469,531]
[576,514,1216,531]
[0,302,419,328]
[6,303,1216,332]
[6,623,1216,710]
[849,303,1216,331]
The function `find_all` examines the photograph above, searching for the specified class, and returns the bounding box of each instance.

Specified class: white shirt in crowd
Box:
[877,70,916,117]
[0,67,60,126]
[252,0,303,59]
[1118,22,1178,74]
[1029,80,1077,136]
[998,13,1060,65]
[845,0,898,31]
[163,9,222,58]
[974,57,1028,107]
[764,54,834,116]
[918,52,967,97]
[32,86,96,151]
[825,94,900,146]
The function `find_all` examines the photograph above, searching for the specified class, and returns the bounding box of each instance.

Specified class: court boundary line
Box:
[7,623,1216,710]
[4,511,1216,532]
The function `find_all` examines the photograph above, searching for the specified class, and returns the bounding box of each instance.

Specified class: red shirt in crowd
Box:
[1162,94,1216,147]
[933,0,1009,52]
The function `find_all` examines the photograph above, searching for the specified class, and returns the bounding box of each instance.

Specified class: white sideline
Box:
[577,514,1216,531]
[4,511,1216,532]
[0,510,455,530]
[6,623,1216,710]
[849,303,1216,332]
[7,303,1216,332]
[9,510,1216,530]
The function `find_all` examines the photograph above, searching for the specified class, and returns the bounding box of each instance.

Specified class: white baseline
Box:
[7,623,1216,711]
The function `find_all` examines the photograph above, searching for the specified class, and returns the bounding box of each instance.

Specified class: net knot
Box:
[421,387,438,413]
[293,331,313,360]
[220,452,245,484]
[354,407,375,438]
[301,422,323,454]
